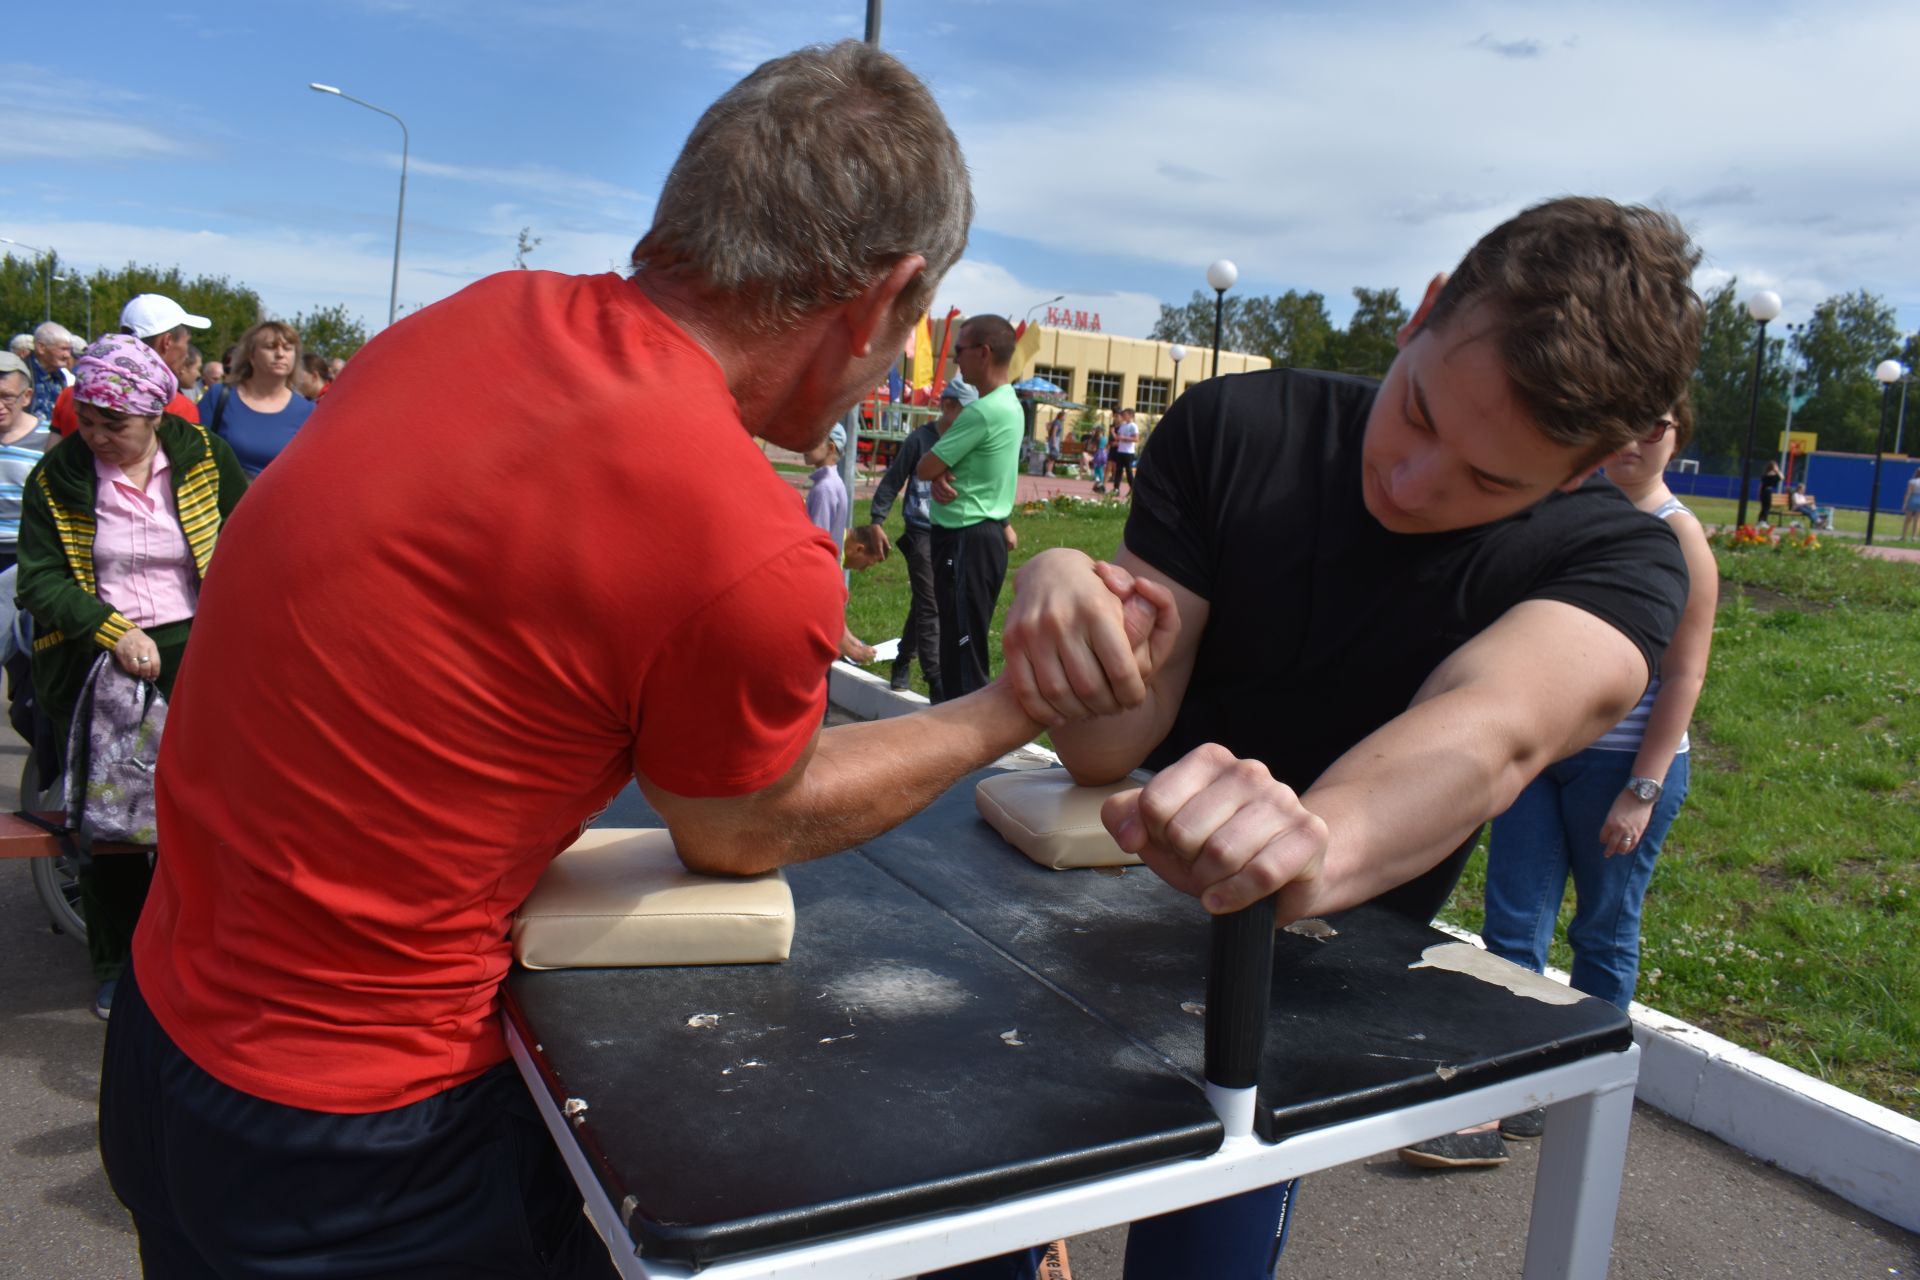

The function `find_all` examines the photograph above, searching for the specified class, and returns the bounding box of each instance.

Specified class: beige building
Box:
[1012,325,1270,426]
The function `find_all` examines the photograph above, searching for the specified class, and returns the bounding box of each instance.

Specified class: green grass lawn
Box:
[846,499,1920,1118]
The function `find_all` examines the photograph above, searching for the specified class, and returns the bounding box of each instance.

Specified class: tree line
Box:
[2,254,369,363]
[1152,281,1917,467]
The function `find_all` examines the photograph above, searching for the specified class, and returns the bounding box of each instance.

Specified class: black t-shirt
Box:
[1125,370,1688,916]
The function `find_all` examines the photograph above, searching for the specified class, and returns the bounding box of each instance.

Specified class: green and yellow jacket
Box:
[15,416,249,729]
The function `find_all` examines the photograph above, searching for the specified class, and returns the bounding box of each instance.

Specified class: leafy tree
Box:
[1149,289,1259,366]
[1792,290,1900,455]
[1149,287,1337,371]
[3,253,262,363]
[1324,286,1408,378]
[1688,280,1787,472]
[291,304,369,362]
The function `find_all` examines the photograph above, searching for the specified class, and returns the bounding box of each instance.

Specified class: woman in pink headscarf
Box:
[16,334,249,1019]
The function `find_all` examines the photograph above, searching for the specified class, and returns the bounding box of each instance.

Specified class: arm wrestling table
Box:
[507,769,1639,1279]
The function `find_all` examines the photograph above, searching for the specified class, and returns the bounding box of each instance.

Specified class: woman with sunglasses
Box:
[1479,400,1718,1012]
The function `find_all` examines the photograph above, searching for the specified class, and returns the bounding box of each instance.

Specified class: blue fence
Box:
[1666,454,1919,512]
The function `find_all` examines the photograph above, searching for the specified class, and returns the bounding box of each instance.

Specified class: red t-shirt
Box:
[52,383,199,433]
[136,272,843,1112]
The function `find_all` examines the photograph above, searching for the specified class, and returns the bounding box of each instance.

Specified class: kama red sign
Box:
[1045,306,1102,332]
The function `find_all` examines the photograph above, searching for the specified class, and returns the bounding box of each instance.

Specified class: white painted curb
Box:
[830,661,1920,1233]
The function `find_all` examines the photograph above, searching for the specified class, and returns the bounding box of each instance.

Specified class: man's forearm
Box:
[1288,693,1548,918]
[1049,693,1167,785]
[667,681,1042,874]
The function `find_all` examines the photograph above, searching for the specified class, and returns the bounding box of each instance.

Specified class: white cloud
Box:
[948,0,1920,326]
[0,63,191,161]
[935,258,1163,340]
[397,155,652,209]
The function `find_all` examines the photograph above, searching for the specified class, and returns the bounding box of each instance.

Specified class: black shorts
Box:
[100,964,618,1279]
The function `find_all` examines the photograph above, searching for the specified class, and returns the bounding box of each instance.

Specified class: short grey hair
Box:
[7,335,31,359]
[33,320,72,346]
[632,40,971,333]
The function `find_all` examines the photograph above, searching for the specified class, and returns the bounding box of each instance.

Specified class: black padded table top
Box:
[864,772,1635,1140]
[509,769,1631,1267]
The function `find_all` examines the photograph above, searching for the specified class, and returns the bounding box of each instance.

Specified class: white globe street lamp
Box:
[1206,260,1237,378]
[1735,290,1783,527]
[1866,359,1904,545]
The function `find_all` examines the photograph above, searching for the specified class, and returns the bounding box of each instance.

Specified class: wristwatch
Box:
[1624,776,1663,803]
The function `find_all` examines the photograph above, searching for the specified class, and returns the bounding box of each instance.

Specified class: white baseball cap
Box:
[119,294,212,339]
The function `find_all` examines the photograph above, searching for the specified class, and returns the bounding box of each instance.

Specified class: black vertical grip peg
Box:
[1203,901,1275,1091]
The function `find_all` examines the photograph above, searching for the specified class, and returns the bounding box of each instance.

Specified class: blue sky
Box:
[7,0,1918,342]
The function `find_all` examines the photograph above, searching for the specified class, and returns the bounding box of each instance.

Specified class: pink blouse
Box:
[93,449,198,628]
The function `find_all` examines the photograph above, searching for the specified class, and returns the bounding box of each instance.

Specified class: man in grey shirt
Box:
[857,379,975,695]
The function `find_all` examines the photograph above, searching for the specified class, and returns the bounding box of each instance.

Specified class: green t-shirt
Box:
[929,383,1022,528]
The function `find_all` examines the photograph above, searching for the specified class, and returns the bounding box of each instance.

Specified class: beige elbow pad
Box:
[512,828,794,969]
[974,768,1150,870]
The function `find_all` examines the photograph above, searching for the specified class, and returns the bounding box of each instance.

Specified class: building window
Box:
[1135,376,1171,415]
[1086,370,1124,412]
[1032,364,1073,397]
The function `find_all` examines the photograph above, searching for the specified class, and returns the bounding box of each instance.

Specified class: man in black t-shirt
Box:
[985,197,1702,1280]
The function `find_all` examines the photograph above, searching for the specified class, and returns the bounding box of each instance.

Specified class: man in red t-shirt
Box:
[97,41,1175,1280]
[50,292,206,433]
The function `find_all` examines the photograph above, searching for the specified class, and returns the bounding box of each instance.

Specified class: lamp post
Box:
[0,236,53,323]
[1168,342,1187,405]
[1868,359,1901,545]
[1894,354,1912,457]
[1734,290,1782,528]
[1777,321,1803,475]
[309,83,408,328]
[58,273,92,339]
[1025,294,1064,326]
[1206,259,1237,378]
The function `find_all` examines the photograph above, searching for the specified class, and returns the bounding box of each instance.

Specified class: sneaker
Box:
[888,667,911,692]
[1500,1108,1546,1140]
[1397,1129,1509,1169]
[92,979,117,1021]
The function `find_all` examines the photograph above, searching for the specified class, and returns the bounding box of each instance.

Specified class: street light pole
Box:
[1735,290,1782,528]
[1025,294,1064,326]
[1778,321,1802,474]
[1168,342,1186,406]
[1869,360,1902,546]
[310,83,409,328]
[1206,259,1237,379]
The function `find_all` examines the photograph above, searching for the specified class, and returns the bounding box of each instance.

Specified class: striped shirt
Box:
[0,423,52,549]
[1592,497,1690,754]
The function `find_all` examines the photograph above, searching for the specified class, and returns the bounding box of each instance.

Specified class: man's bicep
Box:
[1414,599,1649,760]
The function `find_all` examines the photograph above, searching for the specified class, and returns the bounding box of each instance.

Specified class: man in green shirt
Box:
[917,313,1022,700]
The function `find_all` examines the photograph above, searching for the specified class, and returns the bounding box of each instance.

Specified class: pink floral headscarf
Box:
[74,335,178,417]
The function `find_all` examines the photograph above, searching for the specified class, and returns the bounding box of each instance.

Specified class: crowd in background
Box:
[2,294,340,1020]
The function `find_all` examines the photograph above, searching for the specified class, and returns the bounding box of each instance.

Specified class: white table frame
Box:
[509,1024,1639,1280]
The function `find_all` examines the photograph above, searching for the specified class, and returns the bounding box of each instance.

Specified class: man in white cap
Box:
[50,293,210,435]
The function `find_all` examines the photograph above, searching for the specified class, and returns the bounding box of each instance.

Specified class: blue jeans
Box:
[1483,748,1691,1009]
[925,1178,1298,1280]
